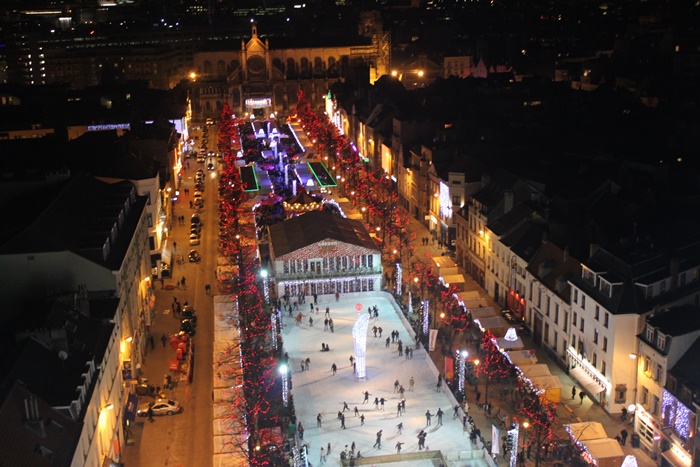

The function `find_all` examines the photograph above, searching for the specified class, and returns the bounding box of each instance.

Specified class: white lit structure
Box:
[458,350,468,393]
[423,300,430,335]
[395,263,402,295]
[352,312,370,379]
[280,364,289,406]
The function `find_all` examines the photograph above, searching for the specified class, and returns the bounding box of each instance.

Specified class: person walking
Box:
[325,306,330,317]
[343,401,349,412]
[425,410,433,426]
[436,380,442,392]
[385,337,390,348]
[335,292,340,302]
[324,318,329,330]
[363,391,370,403]
[394,379,400,393]
[329,318,334,333]
[340,413,346,429]
[305,358,310,370]
[453,404,460,419]
[396,402,402,417]
[373,326,378,337]
[437,408,444,425]
[373,397,380,409]
[379,397,386,410]
[354,406,359,416]
[397,422,404,434]
[378,327,383,337]
[399,385,405,398]
[320,447,326,463]
[409,377,415,391]
[572,386,577,400]
[298,423,304,440]
[620,428,629,446]
[579,390,585,405]
[317,413,322,427]
[161,333,167,347]
[395,441,404,454]
[313,293,318,304]
[309,316,314,327]
[373,430,383,449]
[331,363,337,375]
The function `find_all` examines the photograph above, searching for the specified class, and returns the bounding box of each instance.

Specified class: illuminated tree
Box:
[476,330,513,404]
[517,391,555,467]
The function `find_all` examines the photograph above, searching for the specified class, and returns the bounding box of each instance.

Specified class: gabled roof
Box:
[488,203,534,237]
[668,337,700,394]
[269,211,378,258]
[0,381,82,467]
[502,221,545,264]
[0,174,148,271]
[645,305,700,338]
[527,241,580,301]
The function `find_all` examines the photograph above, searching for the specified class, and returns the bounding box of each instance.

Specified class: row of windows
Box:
[201,57,340,76]
[283,255,375,274]
[571,334,608,377]
[284,278,375,296]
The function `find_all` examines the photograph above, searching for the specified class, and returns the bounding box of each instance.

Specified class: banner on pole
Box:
[492,425,501,454]
[429,329,438,351]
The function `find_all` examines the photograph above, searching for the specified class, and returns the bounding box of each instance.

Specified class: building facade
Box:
[268,211,382,299]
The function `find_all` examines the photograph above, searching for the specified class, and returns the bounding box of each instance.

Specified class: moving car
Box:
[180,320,196,336]
[137,399,182,417]
[207,162,215,171]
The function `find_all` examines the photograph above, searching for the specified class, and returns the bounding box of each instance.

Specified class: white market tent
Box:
[528,375,562,403]
[471,307,499,320]
[506,350,538,365]
[520,364,552,378]
[441,274,467,291]
[432,256,459,275]
[586,438,625,467]
[566,422,608,441]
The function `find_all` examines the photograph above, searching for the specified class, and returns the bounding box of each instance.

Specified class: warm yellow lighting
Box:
[125,336,133,343]
[189,72,196,80]
[473,359,480,366]
[523,421,529,429]
[414,277,419,283]
[103,403,114,411]
[434,193,439,198]
[391,70,398,77]
[629,353,637,359]
[440,312,445,319]
[393,249,397,254]
[418,70,424,77]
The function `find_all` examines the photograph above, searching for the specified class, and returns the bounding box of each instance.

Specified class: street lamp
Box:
[458,350,469,393]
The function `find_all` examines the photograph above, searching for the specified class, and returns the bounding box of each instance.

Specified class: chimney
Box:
[669,257,680,292]
[504,190,513,213]
[589,243,600,259]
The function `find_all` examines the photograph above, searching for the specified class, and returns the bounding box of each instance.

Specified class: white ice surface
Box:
[281,294,491,467]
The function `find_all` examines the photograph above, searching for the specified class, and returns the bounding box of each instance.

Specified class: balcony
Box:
[276,266,383,281]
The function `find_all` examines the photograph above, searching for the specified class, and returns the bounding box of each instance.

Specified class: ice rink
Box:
[281,293,491,466]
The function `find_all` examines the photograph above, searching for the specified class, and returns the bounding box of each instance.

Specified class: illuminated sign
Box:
[88,123,130,131]
[245,98,272,108]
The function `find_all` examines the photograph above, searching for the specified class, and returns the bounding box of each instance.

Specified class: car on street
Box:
[188,250,201,263]
[194,182,204,192]
[181,306,197,324]
[191,214,201,226]
[189,233,200,246]
[137,399,182,417]
[207,162,215,171]
[180,320,196,336]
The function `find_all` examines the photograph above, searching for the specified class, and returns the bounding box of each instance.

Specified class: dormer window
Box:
[646,325,654,342]
[599,278,612,297]
[582,267,596,286]
[657,334,666,351]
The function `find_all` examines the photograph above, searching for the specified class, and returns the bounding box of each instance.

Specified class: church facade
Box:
[191,14,389,120]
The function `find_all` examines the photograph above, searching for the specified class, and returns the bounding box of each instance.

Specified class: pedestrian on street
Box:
[380,398,386,410]
[360,414,365,425]
[328,442,332,456]
[373,326,377,337]
[305,357,310,370]
[354,406,359,416]
[329,318,334,333]
[409,377,415,391]
[149,335,155,349]
[425,410,433,426]
[161,334,167,347]
[397,422,404,434]
[298,423,304,440]
[313,293,318,304]
[331,363,337,375]
[326,306,330,317]
[378,327,383,337]
[324,318,329,330]
[309,316,314,327]
[147,406,154,422]
[454,404,460,419]
[397,402,402,417]
[335,292,340,302]
[437,408,444,425]
[363,391,370,403]
[374,397,379,409]
[394,379,400,392]
[395,441,404,453]
[317,413,322,427]
[386,337,390,348]
[579,390,585,405]
[572,386,577,400]
[436,380,442,392]
[340,413,346,429]
[620,429,628,446]
[173,241,177,252]
[320,447,326,463]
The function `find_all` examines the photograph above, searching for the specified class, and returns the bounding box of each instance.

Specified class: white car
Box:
[189,233,200,246]
[137,399,182,417]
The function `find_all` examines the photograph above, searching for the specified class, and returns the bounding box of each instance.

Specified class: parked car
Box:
[181,306,197,324]
[191,214,201,226]
[137,399,182,417]
[188,250,201,263]
[189,233,200,246]
[180,320,196,336]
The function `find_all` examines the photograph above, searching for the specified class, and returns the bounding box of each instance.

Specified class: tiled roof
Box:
[646,304,700,337]
[269,210,379,258]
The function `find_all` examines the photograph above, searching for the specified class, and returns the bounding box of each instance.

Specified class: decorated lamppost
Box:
[458,350,469,394]
[279,364,289,407]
